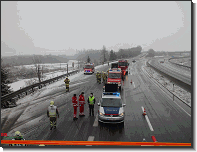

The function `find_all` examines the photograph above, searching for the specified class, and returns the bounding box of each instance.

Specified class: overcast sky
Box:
[1,1,191,56]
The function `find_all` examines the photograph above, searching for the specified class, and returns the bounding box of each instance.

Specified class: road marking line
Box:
[87,136,94,141]
[86,136,95,146]
[133,82,135,88]
[141,106,154,131]
[93,114,98,127]
[142,67,191,117]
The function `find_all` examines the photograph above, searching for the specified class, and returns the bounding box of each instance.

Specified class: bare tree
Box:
[32,55,44,83]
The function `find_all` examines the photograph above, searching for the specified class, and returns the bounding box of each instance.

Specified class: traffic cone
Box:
[142,108,146,116]
[151,136,158,142]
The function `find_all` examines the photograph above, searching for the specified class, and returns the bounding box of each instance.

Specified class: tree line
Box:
[1,45,143,96]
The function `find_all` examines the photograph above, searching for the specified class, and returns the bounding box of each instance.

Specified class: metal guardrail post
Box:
[173,84,174,101]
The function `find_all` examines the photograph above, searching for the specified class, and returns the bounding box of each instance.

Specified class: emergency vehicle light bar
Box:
[103,92,120,96]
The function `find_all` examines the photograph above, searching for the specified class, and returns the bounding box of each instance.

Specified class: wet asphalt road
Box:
[2,55,191,145]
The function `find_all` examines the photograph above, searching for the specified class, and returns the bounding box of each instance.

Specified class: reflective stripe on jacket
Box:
[72,96,78,107]
[79,94,85,104]
[64,79,70,85]
[48,105,57,117]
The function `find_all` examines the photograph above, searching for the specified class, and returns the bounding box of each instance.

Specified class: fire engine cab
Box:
[84,63,95,74]
[118,60,129,75]
[106,68,123,91]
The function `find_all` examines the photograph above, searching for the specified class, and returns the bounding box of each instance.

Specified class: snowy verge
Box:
[143,64,191,107]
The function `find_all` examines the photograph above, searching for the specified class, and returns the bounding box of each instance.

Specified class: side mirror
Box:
[97,103,100,106]
[123,104,126,107]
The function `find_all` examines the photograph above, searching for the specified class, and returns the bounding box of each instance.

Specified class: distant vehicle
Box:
[84,63,94,74]
[132,60,136,63]
[160,59,165,63]
[118,60,129,75]
[98,84,126,124]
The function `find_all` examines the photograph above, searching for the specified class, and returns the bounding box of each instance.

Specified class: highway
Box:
[149,58,191,86]
[2,55,191,145]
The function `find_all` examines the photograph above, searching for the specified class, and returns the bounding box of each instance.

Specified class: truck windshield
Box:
[101,98,122,107]
[118,62,128,66]
[85,65,93,69]
[108,73,121,79]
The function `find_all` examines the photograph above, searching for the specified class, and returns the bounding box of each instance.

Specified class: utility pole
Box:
[78,60,79,69]
[173,83,174,101]
[67,63,68,76]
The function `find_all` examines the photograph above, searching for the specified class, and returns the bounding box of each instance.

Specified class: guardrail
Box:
[168,56,191,69]
[2,56,139,106]
[145,62,191,107]
[1,59,118,106]
[147,60,191,93]
[1,69,80,104]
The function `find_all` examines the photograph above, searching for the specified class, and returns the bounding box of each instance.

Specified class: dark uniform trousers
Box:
[89,104,94,116]
[50,117,57,127]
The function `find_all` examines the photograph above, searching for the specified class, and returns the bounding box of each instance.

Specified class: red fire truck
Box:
[84,63,95,74]
[118,60,129,76]
[106,68,123,91]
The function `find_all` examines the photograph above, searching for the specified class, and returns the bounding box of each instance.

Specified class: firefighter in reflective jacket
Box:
[9,131,27,146]
[72,94,78,120]
[96,71,99,83]
[103,72,107,84]
[97,72,101,84]
[47,101,59,130]
[79,92,85,116]
[87,93,96,116]
[64,77,70,92]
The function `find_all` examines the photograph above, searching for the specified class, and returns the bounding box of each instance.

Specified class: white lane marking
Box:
[87,136,94,141]
[133,82,135,88]
[86,136,95,146]
[141,106,154,131]
[93,113,99,127]
[142,66,191,117]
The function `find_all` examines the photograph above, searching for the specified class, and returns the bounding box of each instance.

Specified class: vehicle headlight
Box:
[118,82,121,84]
[100,112,104,116]
[108,82,111,84]
[119,112,124,117]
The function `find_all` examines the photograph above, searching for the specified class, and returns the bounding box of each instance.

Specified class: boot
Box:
[54,126,56,129]
[50,126,53,130]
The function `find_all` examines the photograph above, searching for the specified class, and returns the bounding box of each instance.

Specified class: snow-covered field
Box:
[144,64,191,107]
[170,57,191,67]
[13,60,79,69]
[7,60,118,92]
[8,60,81,91]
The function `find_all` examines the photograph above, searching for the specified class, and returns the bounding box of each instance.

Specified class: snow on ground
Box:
[144,65,191,106]
[13,60,79,69]
[170,57,191,67]
[8,60,118,92]
[8,69,75,91]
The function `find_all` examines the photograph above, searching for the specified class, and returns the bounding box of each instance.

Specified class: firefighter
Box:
[103,72,106,84]
[9,131,27,146]
[47,101,59,130]
[97,72,101,84]
[96,71,99,83]
[72,94,78,120]
[79,92,85,116]
[103,72,107,84]
[64,77,70,92]
[87,93,96,116]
